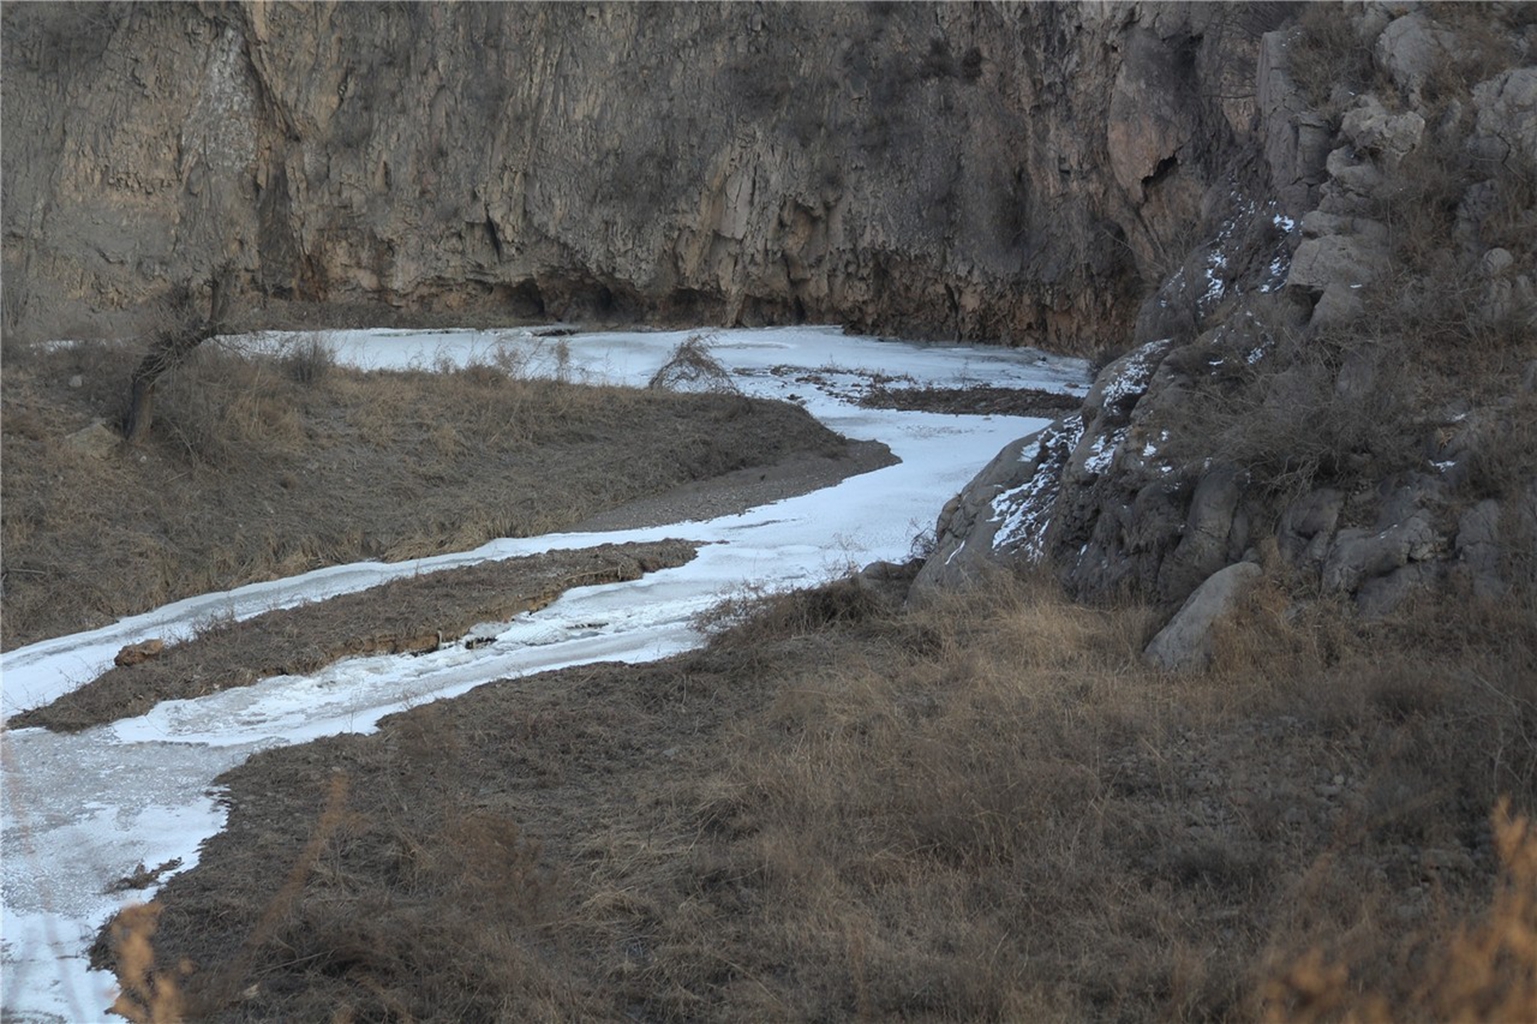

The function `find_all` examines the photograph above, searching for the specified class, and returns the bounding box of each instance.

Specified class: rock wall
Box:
[2,1,1288,348]
[918,2,1537,624]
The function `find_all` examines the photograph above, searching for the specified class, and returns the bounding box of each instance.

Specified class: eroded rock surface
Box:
[3,2,1287,350]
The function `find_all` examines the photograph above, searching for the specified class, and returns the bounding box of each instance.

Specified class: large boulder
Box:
[1286,233,1390,292]
[1144,561,1263,672]
[1322,508,1439,600]
[1470,67,1537,166]
[64,420,121,459]
[1340,95,1425,168]
[1277,489,1344,569]
[1157,463,1251,601]
[1373,12,1457,102]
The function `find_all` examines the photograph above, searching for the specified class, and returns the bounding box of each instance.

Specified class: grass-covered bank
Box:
[105,566,1535,1021]
[0,336,849,650]
[8,540,697,733]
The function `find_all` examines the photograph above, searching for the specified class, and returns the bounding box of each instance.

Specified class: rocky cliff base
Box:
[917,2,1536,662]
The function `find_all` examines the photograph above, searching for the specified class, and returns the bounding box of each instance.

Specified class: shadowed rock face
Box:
[1,2,1282,349]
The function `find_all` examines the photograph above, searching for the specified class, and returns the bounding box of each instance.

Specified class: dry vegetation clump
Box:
[647,333,741,394]
[858,382,1084,417]
[0,338,846,650]
[1284,4,1380,115]
[106,901,189,1024]
[1264,798,1537,1023]
[114,563,1536,1021]
[276,331,337,386]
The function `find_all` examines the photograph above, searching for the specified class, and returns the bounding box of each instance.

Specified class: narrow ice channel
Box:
[1,326,1087,1022]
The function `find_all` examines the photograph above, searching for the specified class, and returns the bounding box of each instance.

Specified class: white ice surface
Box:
[1,325,1087,1022]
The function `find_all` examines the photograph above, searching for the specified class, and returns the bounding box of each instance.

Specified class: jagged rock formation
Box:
[918,2,1537,626]
[3,2,1287,348]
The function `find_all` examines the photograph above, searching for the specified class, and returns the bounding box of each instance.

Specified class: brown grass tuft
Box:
[1263,799,1537,1023]
[106,903,187,1024]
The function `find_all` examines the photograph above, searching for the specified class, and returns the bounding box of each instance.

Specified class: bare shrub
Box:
[1169,331,1417,502]
[1422,2,1531,103]
[647,333,741,394]
[1285,5,1377,116]
[278,331,336,385]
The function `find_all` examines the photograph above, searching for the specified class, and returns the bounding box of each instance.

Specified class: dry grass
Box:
[1280,5,1379,118]
[106,563,1536,1021]
[858,382,1083,417]
[106,902,188,1024]
[0,338,845,649]
[1263,798,1537,1023]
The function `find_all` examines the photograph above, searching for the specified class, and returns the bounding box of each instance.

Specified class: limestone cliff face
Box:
[2,2,1287,348]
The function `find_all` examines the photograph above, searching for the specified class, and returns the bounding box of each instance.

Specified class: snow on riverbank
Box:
[1,326,1087,1022]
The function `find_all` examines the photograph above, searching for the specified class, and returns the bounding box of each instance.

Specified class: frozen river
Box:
[1,325,1087,1022]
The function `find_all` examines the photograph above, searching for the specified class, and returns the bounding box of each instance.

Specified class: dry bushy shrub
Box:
[154,341,308,465]
[1421,2,1534,104]
[647,334,740,394]
[1168,328,1419,502]
[1285,5,1377,115]
[277,331,336,385]
[697,576,888,645]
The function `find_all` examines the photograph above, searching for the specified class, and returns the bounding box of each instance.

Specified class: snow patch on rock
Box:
[989,419,1086,560]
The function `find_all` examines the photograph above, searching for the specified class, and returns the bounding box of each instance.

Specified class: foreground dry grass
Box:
[104,567,1536,1022]
[0,337,846,649]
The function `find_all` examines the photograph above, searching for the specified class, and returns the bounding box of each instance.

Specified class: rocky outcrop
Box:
[2,2,1288,349]
[913,418,1085,593]
[916,2,1537,625]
